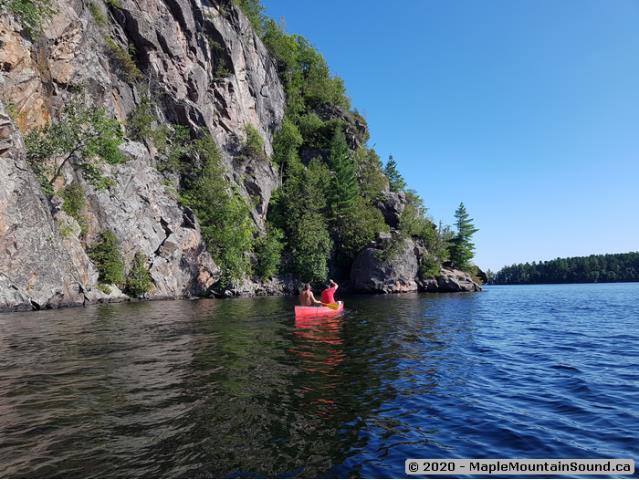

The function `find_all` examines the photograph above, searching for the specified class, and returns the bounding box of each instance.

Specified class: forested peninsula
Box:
[492,252,639,284]
[0,0,482,312]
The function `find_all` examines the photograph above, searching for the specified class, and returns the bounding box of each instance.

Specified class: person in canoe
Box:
[299,283,322,306]
[321,279,339,305]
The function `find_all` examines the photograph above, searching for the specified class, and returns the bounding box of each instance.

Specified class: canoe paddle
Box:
[321,302,340,310]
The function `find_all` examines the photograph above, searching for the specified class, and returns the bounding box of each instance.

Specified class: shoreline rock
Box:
[351,234,482,294]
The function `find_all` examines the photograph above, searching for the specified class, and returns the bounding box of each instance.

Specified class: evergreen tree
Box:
[89,230,125,287]
[328,128,358,217]
[384,155,406,192]
[493,252,639,284]
[180,136,255,285]
[125,252,152,297]
[448,202,479,271]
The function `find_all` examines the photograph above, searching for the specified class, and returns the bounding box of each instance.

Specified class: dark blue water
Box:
[0,284,637,477]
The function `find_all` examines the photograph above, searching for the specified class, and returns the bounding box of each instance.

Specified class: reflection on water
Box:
[1,285,638,477]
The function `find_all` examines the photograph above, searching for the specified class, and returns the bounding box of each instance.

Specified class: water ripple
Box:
[0,285,637,477]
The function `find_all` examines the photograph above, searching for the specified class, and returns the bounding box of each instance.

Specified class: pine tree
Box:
[384,155,406,192]
[448,202,479,271]
[88,230,125,287]
[125,252,152,297]
[328,127,358,217]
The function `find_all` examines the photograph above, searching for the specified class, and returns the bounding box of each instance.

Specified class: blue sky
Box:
[262,0,639,271]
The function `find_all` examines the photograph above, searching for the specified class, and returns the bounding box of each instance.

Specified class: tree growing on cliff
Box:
[328,128,358,218]
[180,135,254,286]
[290,212,332,282]
[448,202,479,271]
[384,155,406,192]
[267,158,333,282]
[254,225,284,281]
[125,252,153,297]
[25,101,124,193]
[89,230,125,287]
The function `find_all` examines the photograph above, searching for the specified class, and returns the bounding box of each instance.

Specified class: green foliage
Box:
[207,35,232,80]
[448,202,479,271]
[396,192,452,274]
[333,197,388,265]
[355,148,388,201]
[56,217,74,239]
[328,127,358,217]
[384,155,406,192]
[254,224,284,280]
[271,116,303,172]
[104,0,122,8]
[89,230,125,287]
[60,183,88,236]
[398,190,434,240]
[180,136,255,285]
[155,124,191,174]
[268,158,333,281]
[152,125,224,184]
[105,37,142,82]
[295,112,337,150]
[231,0,480,283]
[126,96,156,142]
[88,1,107,27]
[6,102,19,122]
[241,124,266,160]
[3,0,55,38]
[261,19,297,75]
[97,283,112,295]
[125,252,152,296]
[258,20,350,114]
[419,253,441,279]
[233,0,264,35]
[290,212,332,282]
[494,252,639,284]
[24,100,124,191]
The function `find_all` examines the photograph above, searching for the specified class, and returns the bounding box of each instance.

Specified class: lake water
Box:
[0,284,637,478]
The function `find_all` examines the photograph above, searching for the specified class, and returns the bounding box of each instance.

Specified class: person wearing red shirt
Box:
[321,280,338,304]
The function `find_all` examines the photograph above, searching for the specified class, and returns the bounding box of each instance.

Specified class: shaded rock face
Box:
[375,191,407,229]
[0,105,86,310]
[351,238,420,293]
[116,0,285,228]
[351,234,481,294]
[0,0,283,311]
[73,141,220,299]
[0,0,285,229]
[0,101,218,310]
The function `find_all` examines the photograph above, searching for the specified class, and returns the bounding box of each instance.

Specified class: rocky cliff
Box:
[0,0,286,311]
[0,0,479,312]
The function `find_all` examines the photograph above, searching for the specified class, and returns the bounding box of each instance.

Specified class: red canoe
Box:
[294,301,344,318]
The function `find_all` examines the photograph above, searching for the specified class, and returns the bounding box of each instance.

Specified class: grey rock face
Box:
[0,0,285,311]
[76,141,219,299]
[112,0,285,229]
[375,191,407,229]
[351,238,420,293]
[350,233,482,294]
[0,274,32,312]
[0,104,86,310]
[425,268,482,293]
[1,0,285,226]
